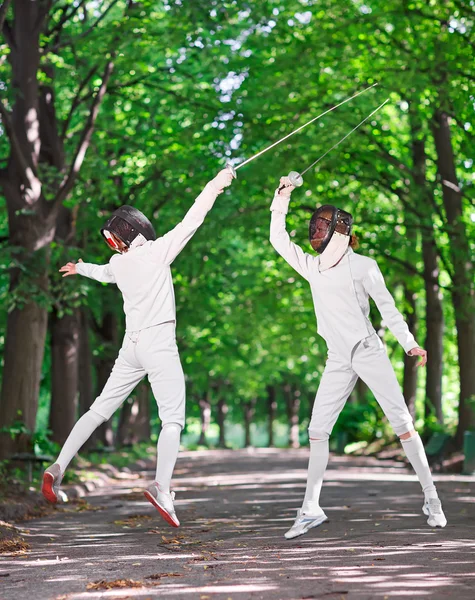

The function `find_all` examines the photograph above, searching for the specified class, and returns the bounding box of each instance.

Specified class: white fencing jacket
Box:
[269,193,418,359]
[76,182,220,332]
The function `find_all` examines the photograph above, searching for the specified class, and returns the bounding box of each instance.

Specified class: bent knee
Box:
[399,429,417,441]
[161,421,183,432]
[89,409,107,425]
[308,428,330,441]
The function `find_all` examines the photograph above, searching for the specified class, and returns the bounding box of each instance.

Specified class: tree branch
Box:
[61,65,99,139]
[53,59,114,208]
[119,167,165,205]
[34,0,53,35]
[0,0,12,33]
[47,0,88,38]
[0,99,36,183]
[50,0,121,53]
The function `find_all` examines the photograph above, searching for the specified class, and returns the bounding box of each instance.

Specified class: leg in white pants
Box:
[55,409,106,474]
[304,351,358,512]
[352,335,437,499]
[53,335,146,476]
[304,334,435,512]
[54,323,185,496]
[136,323,185,493]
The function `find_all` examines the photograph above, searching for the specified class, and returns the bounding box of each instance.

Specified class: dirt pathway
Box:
[1,448,474,600]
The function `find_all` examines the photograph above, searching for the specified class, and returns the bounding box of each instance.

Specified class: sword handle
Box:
[226,163,237,179]
[278,171,304,192]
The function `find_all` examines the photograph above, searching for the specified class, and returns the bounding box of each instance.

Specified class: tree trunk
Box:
[267,385,276,447]
[116,382,150,446]
[403,286,418,419]
[78,308,94,416]
[410,106,444,425]
[116,398,134,447]
[77,308,97,451]
[48,202,81,444]
[0,2,55,458]
[198,392,211,446]
[422,237,444,424]
[216,397,227,448]
[432,110,475,446]
[92,311,119,448]
[355,378,368,403]
[0,273,49,457]
[48,309,80,444]
[285,384,301,449]
[135,383,151,442]
[0,2,112,458]
[243,398,256,448]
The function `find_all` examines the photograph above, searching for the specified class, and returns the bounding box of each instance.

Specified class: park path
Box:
[1,448,474,600]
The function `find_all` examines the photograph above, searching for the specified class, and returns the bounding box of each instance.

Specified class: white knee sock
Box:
[400,433,437,499]
[55,410,106,474]
[155,423,182,494]
[301,438,329,514]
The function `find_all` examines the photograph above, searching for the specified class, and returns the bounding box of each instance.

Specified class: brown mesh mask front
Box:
[309,205,352,252]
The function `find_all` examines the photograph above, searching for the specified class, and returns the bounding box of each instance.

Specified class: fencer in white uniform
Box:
[42,168,234,527]
[269,176,446,539]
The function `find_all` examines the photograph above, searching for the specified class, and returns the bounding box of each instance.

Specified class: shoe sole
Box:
[41,472,58,504]
[285,514,328,539]
[144,490,180,527]
[422,504,447,528]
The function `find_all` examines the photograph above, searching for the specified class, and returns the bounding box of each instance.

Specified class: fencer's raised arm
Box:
[363,261,418,354]
[75,261,117,284]
[151,169,234,265]
[269,177,312,281]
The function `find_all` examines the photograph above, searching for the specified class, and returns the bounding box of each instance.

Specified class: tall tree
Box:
[0,0,114,457]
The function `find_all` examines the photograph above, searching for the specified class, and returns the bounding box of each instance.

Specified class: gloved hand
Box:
[276,176,295,198]
[210,167,235,194]
[270,176,295,214]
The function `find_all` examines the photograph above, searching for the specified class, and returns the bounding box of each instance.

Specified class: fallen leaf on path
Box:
[113,514,152,528]
[0,538,30,555]
[146,572,184,580]
[70,499,103,512]
[160,534,185,544]
[86,579,144,590]
[115,491,144,501]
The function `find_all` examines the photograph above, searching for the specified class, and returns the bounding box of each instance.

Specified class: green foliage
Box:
[0,0,474,449]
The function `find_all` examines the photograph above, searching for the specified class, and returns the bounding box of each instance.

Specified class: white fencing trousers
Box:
[90,321,185,428]
[309,334,414,440]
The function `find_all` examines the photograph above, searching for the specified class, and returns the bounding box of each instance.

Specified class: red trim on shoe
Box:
[42,472,58,504]
[144,490,179,527]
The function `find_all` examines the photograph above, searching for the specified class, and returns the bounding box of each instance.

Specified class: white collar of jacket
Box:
[318,232,350,271]
[129,233,147,249]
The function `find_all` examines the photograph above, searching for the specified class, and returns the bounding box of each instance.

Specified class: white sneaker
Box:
[423,497,447,528]
[284,508,328,540]
[144,482,180,527]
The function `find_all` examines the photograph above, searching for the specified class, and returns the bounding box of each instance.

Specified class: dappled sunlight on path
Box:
[1,449,474,599]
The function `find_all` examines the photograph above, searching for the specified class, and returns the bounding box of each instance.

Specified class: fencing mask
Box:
[309,205,353,253]
[309,205,353,270]
[101,206,156,252]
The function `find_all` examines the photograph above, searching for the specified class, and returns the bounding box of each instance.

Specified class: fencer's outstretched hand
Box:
[59,259,83,277]
[211,167,235,194]
[408,346,427,367]
[276,176,295,198]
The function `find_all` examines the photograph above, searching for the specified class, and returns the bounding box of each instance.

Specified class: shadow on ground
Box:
[1,448,474,599]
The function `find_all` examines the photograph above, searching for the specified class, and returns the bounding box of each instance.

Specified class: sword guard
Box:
[226,163,237,179]
[278,171,303,193]
[288,171,303,187]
